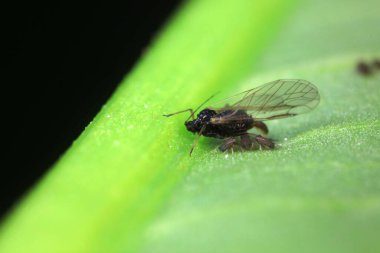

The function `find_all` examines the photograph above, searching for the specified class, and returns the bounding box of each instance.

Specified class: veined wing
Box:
[210,79,320,122]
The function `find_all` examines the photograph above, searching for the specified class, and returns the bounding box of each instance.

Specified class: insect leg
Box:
[189,125,206,156]
[163,108,195,120]
[240,133,252,150]
[254,135,275,149]
[218,137,237,152]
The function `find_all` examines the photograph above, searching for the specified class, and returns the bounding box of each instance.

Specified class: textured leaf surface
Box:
[1,0,380,253]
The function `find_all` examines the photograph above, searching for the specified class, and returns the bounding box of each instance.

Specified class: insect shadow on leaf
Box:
[164,79,320,156]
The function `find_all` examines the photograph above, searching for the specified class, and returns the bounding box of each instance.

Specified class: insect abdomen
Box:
[215,119,254,136]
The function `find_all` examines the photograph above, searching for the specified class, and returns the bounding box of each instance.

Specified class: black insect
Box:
[356,58,380,76]
[372,59,380,70]
[356,61,372,75]
[164,79,320,155]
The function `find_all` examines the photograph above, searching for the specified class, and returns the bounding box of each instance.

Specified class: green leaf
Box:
[1,0,380,253]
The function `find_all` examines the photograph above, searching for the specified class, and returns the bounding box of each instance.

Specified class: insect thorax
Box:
[207,109,254,138]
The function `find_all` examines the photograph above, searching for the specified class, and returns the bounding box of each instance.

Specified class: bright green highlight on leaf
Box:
[1,0,380,253]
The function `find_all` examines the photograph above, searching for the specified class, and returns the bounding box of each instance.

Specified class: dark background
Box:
[2,1,182,218]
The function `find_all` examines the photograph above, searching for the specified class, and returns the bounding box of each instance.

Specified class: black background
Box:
[2,1,181,218]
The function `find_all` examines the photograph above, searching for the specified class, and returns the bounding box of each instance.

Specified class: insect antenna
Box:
[189,125,206,156]
[163,93,217,121]
[185,93,217,122]
[163,108,195,119]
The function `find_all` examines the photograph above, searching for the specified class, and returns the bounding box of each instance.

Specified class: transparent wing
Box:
[210,79,320,122]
